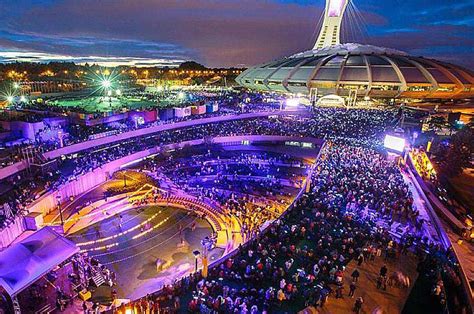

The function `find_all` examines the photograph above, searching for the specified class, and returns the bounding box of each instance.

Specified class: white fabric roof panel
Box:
[0,227,79,296]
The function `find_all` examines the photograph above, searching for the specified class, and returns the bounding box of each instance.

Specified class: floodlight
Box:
[384,135,405,153]
[285,98,300,107]
[101,79,111,88]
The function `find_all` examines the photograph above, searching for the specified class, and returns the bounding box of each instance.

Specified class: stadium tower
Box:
[314,0,349,49]
[236,0,474,100]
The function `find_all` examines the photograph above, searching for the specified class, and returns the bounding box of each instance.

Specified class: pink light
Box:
[328,0,345,17]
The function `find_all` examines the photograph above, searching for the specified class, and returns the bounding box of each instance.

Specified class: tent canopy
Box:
[0,226,79,296]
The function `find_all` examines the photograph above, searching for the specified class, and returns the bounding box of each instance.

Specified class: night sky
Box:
[0,0,472,68]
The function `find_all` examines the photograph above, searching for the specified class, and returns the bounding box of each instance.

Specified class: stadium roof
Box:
[236,43,474,99]
[0,227,78,297]
[237,0,474,100]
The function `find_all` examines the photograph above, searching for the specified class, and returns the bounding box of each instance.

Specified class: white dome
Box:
[236,44,474,100]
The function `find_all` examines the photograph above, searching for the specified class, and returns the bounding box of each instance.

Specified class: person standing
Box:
[354,297,363,313]
[349,281,357,298]
[351,269,360,282]
[380,265,388,277]
[380,264,388,290]
[335,284,344,299]
[82,301,88,313]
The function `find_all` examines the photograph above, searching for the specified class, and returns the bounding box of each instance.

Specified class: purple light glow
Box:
[328,0,345,17]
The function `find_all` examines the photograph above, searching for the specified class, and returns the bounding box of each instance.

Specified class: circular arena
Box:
[236,43,474,100]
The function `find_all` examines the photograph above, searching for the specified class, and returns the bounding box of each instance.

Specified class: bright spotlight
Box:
[285,98,300,107]
[101,79,111,88]
[384,135,405,153]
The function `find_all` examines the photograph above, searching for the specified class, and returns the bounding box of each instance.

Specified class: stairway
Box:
[35,304,54,314]
[13,298,21,314]
[91,272,106,287]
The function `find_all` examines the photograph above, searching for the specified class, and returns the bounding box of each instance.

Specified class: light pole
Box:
[201,237,214,278]
[56,195,64,228]
[193,250,200,273]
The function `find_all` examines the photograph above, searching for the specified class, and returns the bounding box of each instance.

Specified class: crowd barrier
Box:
[0,110,309,181]
[406,155,474,311]
[0,217,25,248]
[406,155,465,237]
[0,161,27,181]
[43,110,309,160]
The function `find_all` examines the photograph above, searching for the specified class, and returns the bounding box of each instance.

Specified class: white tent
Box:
[0,227,79,297]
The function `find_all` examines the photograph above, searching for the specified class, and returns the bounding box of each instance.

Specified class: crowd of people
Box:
[119,143,465,313]
[147,149,304,239]
[0,96,470,313]
[0,90,277,164]
[0,105,395,229]
[410,148,437,182]
[16,252,117,313]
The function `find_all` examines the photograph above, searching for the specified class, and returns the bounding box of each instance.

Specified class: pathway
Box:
[301,253,418,314]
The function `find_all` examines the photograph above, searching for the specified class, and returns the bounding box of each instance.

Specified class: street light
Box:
[285,98,300,109]
[56,195,64,228]
[192,250,200,272]
[201,237,214,278]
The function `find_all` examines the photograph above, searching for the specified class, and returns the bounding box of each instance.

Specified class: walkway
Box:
[301,253,418,314]
[401,170,440,244]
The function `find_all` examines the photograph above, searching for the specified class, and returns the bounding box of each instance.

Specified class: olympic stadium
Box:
[0,0,473,313]
[236,1,474,101]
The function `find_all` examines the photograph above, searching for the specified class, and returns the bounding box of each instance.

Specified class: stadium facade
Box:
[236,0,474,101]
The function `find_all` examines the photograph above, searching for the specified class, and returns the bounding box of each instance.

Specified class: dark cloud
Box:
[0,0,472,68]
[5,0,323,67]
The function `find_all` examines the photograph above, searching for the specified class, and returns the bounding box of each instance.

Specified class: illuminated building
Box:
[236,0,474,101]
